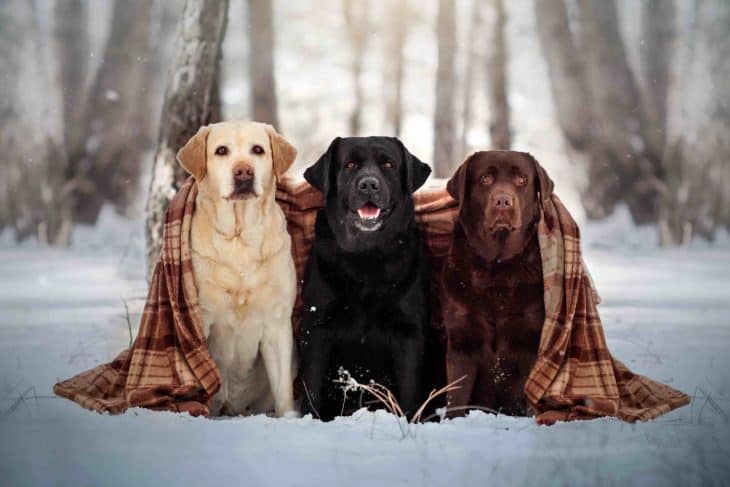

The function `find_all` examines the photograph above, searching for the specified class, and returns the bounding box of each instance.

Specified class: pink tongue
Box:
[357,203,381,219]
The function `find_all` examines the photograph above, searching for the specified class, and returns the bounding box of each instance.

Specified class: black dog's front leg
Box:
[391,335,425,419]
[298,326,331,420]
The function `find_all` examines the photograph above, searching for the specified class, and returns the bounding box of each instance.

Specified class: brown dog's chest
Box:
[480,240,544,353]
[445,234,545,353]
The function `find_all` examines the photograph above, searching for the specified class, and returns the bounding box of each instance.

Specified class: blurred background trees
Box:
[0,0,728,256]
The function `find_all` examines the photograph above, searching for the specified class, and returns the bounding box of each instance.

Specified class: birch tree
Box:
[145,0,229,275]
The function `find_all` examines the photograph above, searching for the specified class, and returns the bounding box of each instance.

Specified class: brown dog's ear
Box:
[446,152,476,203]
[265,124,297,179]
[177,125,211,181]
[523,152,554,205]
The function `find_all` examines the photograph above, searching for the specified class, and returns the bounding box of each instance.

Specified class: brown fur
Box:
[441,150,553,416]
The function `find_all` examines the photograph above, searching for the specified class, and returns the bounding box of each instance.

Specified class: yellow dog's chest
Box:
[190,221,272,324]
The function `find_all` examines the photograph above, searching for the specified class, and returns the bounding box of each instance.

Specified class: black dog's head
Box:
[305,137,431,253]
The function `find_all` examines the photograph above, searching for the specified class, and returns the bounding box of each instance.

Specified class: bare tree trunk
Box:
[534,0,595,149]
[640,0,676,156]
[460,0,481,156]
[433,0,456,177]
[660,0,730,245]
[145,0,228,277]
[53,0,89,159]
[247,0,279,127]
[537,0,663,223]
[485,0,510,149]
[575,0,662,223]
[71,0,156,223]
[384,0,408,136]
[0,0,70,245]
[343,0,369,136]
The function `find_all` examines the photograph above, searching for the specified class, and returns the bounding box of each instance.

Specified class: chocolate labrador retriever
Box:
[298,136,432,421]
[441,150,553,416]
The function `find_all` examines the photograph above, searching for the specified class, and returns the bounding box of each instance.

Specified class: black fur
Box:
[299,136,432,421]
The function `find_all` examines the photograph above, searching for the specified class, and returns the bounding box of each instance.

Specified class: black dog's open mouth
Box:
[352,202,390,232]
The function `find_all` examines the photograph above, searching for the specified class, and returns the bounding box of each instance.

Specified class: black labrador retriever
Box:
[299,136,432,421]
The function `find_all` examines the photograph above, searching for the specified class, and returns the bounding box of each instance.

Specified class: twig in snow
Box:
[122,298,133,346]
[0,386,38,422]
[334,370,469,439]
[420,404,505,423]
[301,379,321,420]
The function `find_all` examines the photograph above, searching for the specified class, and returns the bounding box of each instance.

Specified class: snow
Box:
[1,209,729,487]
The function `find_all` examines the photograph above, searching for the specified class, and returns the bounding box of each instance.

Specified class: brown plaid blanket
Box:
[54,179,220,415]
[56,175,689,422]
[275,176,690,424]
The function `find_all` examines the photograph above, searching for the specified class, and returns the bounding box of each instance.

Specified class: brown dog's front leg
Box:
[445,349,478,418]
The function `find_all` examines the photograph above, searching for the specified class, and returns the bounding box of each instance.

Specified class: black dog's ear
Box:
[393,138,431,193]
[304,137,340,196]
[522,152,554,205]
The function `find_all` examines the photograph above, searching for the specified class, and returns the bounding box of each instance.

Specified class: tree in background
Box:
[433,0,456,177]
[53,0,89,162]
[459,0,482,157]
[536,0,662,225]
[248,0,279,127]
[383,0,409,137]
[343,0,369,136]
[485,0,510,149]
[661,0,730,245]
[145,0,228,275]
[70,0,158,223]
[538,0,729,245]
[640,0,675,157]
[0,0,69,245]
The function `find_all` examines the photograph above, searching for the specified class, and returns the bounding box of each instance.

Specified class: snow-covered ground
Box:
[0,208,729,487]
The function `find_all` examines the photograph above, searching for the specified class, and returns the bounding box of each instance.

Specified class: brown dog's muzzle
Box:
[486,189,521,233]
[230,163,255,200]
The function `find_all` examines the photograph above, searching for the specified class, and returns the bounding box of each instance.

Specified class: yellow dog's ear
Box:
[265,124,297,179]
[177,125,211,181]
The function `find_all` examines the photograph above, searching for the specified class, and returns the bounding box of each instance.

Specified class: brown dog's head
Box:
[177,121,297,201]
[446,150,553,262]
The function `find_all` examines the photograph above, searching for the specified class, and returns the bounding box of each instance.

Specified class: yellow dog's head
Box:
[177,121,297,201]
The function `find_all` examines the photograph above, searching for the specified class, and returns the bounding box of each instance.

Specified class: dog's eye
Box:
[480,174,494,185]
[382,161,394,169]
[515,175,527,186]
[344,161,356,170]
[251,145,265,155]
[214,146,228,156]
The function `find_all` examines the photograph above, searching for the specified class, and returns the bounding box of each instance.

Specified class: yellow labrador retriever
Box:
[176,121,298,417]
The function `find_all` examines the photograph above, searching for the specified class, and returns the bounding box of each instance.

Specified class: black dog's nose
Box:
[493,192,514,209]
[358,176,380,193]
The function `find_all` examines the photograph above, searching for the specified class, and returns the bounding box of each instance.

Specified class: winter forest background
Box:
[2,0,729,257]
[1,1,730,486]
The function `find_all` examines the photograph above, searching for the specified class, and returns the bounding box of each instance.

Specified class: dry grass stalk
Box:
[334,369,469,438]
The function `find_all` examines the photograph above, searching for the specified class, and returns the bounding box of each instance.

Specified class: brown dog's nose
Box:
[493,192,514,209]
[233,164,254,182]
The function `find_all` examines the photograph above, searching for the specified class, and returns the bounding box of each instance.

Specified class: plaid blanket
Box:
[524,193,690,424]
[56,175,689,422]
[54,179,220,415]
[275,177,690,424]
